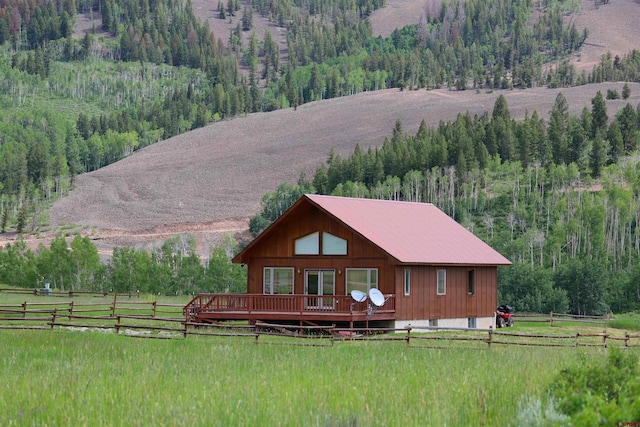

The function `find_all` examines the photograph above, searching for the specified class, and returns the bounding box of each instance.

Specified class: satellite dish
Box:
[369,288,385,307]
[350,289,367,303]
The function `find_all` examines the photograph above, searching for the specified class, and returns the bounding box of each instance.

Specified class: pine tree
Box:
[1,209,7,233]
[591,91,608,138]
[17,205,27,234]
[622,83,631,100]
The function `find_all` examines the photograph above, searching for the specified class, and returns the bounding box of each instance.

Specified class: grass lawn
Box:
[0,328,624,427]
[2,291,639,426]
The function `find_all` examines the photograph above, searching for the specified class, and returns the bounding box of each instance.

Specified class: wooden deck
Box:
[184,293,396,326]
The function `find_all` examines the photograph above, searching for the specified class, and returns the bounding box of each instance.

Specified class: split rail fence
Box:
[1,294,639,348]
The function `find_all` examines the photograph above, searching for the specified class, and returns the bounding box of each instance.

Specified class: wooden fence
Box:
[0,287,139,298]
[514,312,611,327]
[1,300,639,348]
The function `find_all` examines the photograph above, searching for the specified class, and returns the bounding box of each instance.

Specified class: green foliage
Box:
[499,264,568,314]
[0,233,246,295]
[249,178,316,237]
[550,348,640,424]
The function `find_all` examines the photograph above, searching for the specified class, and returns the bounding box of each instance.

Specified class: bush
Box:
[549,348,640,424]
[606,89,620,100]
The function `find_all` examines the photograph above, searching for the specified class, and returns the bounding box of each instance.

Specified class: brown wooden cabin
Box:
[184,195,511,329]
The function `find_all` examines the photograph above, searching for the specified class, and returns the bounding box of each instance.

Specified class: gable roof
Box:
[235,194,511,266]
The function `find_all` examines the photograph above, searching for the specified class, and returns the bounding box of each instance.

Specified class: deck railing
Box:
[184,293,395,320]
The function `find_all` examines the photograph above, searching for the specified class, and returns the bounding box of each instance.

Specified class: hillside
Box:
[44,82,640,254]
[370,0,640,72]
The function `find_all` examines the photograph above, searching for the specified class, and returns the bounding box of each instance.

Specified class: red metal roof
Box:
[306,194,511,266]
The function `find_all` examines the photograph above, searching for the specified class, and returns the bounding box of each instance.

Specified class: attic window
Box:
[295,232,319,255]
[322,232,347,255]
[295,232,347,255]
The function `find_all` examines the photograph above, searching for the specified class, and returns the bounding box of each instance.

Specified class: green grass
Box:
[0,328,624,426]
[2,292,639,425]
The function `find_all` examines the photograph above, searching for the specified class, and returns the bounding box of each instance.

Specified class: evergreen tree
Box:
[590,91,608,138]
[622,82,631,100]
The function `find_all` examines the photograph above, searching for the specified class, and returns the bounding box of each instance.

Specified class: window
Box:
[404,268,411,296]
[437,269,446,295]
[294,232,347,255]
[346,268,378,294]
[263,268,294,294]
[429,319,438,327]
[468,317,476,329]
[295,232,319,255]
[322,232,347,255]
[468,269,475,295]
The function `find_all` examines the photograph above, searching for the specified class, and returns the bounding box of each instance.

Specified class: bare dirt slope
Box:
[44,83,640,255]
[369,0,640,71]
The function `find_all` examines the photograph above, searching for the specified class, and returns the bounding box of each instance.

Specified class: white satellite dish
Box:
[369,288,385,307]
[350,289,367,303]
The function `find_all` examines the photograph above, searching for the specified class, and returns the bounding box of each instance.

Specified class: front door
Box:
[305,270,335,309]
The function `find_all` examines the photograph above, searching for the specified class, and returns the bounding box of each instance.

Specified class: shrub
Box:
[549,348,640,424]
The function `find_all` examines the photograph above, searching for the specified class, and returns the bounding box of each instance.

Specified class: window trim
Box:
[468,269,475,296]
[437,269,446,295]
[263,267,294,294]
[404,268,411,296]
[345,268,379,294]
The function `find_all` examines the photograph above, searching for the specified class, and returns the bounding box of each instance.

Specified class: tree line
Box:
[0,234,246,295]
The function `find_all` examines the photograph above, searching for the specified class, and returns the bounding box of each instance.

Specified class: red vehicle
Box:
[495,305,514,328]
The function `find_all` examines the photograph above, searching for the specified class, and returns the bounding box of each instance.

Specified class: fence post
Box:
[116,315,121,334]
[405,327,411,346]
[488,328,493,348]
[152,301,157,318]
[51,309,57,329]
[624,332,629,348]
[549,311,553,327]
[575,331,579,347]
[602,330,607,348]
[22,301,27,318]
[69,300,74,315]
[111,294,117,317]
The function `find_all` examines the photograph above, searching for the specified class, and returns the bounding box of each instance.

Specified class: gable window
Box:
[294,232,347,255]
[404,268,411,296]
[295,232,319,255]
[437,269,446,295]
[263,267,294,294]
[322,232,347,255]
[468,269,475,295]
[346,268,378,294]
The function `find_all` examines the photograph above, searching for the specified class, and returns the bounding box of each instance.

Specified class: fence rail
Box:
[1,298,638,348]
[514,312,611,327]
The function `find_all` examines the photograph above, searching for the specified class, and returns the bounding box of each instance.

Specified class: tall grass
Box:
[0,329,614,426]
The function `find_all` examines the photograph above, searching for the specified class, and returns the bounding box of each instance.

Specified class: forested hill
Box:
[1,0,640,308]
[2,0,640,241]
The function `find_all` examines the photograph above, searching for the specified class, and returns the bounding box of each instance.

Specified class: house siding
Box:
[395,266,497,321]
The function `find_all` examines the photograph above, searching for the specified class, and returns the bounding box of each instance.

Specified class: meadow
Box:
[2,291,638,426]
